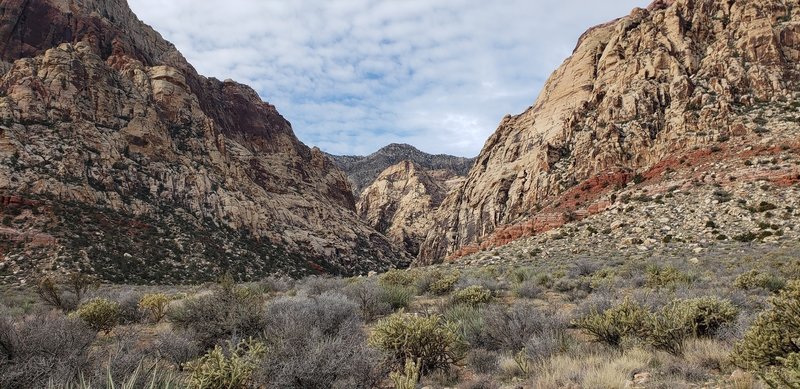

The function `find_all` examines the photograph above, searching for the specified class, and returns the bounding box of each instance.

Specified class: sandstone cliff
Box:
[418,0,800,264]
[357,160,448,256]
[0,0,409,282]
[326,143,474,195]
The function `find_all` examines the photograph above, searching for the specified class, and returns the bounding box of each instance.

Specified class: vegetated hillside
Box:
[2,238,798,387]
[326,143,475,195]
[0,0,409,283]
[419,0,800,264]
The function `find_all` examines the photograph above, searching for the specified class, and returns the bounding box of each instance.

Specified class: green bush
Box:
[427,271,460,295]
[380,269,418,287]
[573,298,649,347]
[139,293,171,323]
[644,309,691,356]
[442,304,485,346]
[168,279,266,349]
[662,297,738,338]
[381,284,414,310]
[646,265,693,288]
[73,298,121,333]
[733,281,800,388]
[370,312,466,372]
[734,270,786,292]
[185,338,265,389]
[451,285,493,306]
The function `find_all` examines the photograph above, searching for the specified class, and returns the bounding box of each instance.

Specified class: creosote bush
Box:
[139,293,171,323]
[733,280,800,388]
[168,276,266,349]
[370,311,466,373]
[36,272,95,312]
[0,311,96,388]
[482,303,566,352]
[255,293,386,388]
[73,297,121,333]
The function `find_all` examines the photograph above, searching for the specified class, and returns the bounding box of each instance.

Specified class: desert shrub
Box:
[646,265,693,288]
[152,330,201,370]
[573,297,649,347]
[443,303,485,346]
[576,296,738,355]
[185,338,265,389]
[459,376,500,389]
[382,284,414,310]
[168,279,266,349]
[115,290,146,324]
[74,298,121,333]
[733,281,800,387]
[256,293,387,388]
[456,275,504,293]
[296,275,348,296]
[467,349,499,375]
[380,269,418,287]
[662,297,738,338]
[523,329,569,362]
[84,328,160,387]
[418,269,461,295]
[370,312,466,372]
[734,270,786,292]
[645,309,692,356]
[0,311,96,388]
[343,280,392,321]
[259,275,294,293]
[451,285,493,306]
[570,260,601,277]
[35,273,95,312]
[482,303,565,351]
[139,293,170,323]
[514,280,544,299]
[390,358,421,389]
[263,292,359,339]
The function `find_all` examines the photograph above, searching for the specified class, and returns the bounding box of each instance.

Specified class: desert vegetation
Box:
[1,242,799,388]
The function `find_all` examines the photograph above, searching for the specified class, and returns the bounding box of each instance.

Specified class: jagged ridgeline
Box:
[0,0,410,283]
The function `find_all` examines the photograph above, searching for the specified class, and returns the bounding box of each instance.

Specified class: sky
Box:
[128,0,650,157]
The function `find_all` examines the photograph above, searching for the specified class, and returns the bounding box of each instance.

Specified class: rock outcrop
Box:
[326,143,474,196]
[418,0,800,264]
[357,161,447,256]
[0,0,409,283]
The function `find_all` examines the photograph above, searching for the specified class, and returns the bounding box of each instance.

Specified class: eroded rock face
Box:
[357,161,447,256]
[418,0,800,264]
[0,0,409,282]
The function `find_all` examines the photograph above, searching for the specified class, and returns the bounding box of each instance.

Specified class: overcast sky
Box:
[128,0,649,157]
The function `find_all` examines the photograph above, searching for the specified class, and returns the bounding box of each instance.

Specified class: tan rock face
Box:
[0,0,409,282]
[418,0,800,264]
[357,161,447,256]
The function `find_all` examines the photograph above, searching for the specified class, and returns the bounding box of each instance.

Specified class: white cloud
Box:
[129,0,650,157]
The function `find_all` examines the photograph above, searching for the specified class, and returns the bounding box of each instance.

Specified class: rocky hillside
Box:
[418,0,800,264]
[326,143,474,195]
[357,160,449,256]
[0,0,409,283]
